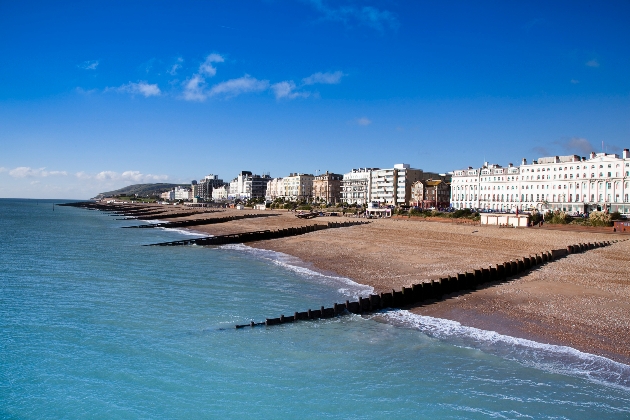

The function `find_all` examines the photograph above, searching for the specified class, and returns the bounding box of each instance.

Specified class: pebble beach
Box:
[124,204,630,364]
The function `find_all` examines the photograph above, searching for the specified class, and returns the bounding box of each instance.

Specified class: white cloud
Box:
[182,74,207,101]
[168,63,181,75]
[75,87,98,95]
[209,75,270,98]
[112,81,161,97]
[302,71,344,85]
[8,167,68,178]
[271,81,310,99]
[199,53,225,76]
[121,171,168,182]
[168,57,184,75]
[554,137,594,155]
[75,171,92,180]
[177,52,343,101]
[78,60,99,70]
[0,167,7,173]
[93,170,168,183]
[307,1,399,32]
[356,117,372,126]
[356,6,399,32]
[181,54,226,101]
[586,59,600,68]
[570,79,580,84]
[95,171,118,181]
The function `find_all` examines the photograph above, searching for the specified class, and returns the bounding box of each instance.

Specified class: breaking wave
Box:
[380,310,630,390]
[219,243,374,299]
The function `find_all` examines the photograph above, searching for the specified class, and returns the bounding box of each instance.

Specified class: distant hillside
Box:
[94,183,190,199]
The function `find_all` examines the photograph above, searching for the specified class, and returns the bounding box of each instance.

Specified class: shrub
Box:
[451,209,473,218]
[545,210,570,224]
[529,210,543,224]
[588,211,612,227]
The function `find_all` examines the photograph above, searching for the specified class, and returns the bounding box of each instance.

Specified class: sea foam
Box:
[219,243,374,299]
[158,227,209,237]
[170,229,630,390]
[380,309,630,390]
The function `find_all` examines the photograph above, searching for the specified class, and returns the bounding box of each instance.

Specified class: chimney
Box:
[623,149,630,159]
[522,158,527,165]
[590,152,596,159]
[508,163,513,167]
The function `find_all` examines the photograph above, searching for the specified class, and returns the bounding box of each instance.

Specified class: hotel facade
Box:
[228,171,271,200]
[265,173,314,202]
[312,171,343,204]
[451,150,630,214]
[342,164,451,206]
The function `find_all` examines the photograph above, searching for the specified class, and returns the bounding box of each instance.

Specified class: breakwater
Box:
[126,210,223,220]
[58,201,222,220]
[238,239,626,328]
[147,221,369,246]
[125,213,280,229]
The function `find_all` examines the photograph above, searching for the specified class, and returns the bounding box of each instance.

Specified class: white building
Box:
[372,164,450,206]
[283,173,314,201]
[228,171,270,200]
[451,150,630,214]
[265,177,285,201]
[342,164,451,206]
[194,174,224,200]
[173,186,192,201]
[212,185,228,200]
[341,168,376,206]
[160,190,175,201]
[160,187,190,201]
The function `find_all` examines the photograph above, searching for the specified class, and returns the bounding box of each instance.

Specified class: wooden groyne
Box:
[125,210,223,220]
[125,213,280,229]
[146,221,370,246]
[59,202,223,219]
[237,239,626,329]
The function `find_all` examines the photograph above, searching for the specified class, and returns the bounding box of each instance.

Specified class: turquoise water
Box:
[2,198,630,419]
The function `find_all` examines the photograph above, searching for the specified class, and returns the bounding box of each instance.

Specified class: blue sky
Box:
[1,0,629,198]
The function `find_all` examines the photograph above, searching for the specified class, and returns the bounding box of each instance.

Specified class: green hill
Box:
[94,183,190,199]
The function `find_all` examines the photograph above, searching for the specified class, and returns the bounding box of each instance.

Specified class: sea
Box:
[2,198,630,419]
